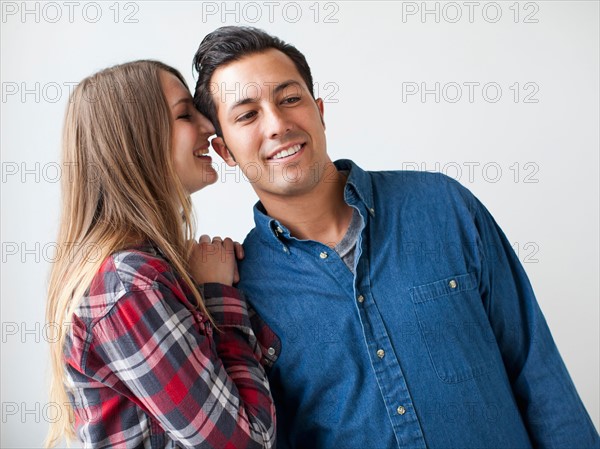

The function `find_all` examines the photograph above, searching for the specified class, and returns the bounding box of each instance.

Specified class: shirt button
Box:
[267,347,276,356]
[276,226,283,234]
[357,294,364,303]
[397,405,406,415]
[369,207,375,215]
[449,279,457,289]
[376,349,385,358]
[282,246,289,253]
[319,251,328,259]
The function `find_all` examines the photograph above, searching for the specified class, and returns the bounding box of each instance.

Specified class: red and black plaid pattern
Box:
[63,244,278,448]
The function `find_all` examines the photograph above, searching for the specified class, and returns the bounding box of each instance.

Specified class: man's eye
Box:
[237,111,257,122]
[177,114,192,120]
[282,97,300,104]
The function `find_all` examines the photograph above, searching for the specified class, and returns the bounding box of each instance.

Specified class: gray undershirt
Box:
[333,207,363,274]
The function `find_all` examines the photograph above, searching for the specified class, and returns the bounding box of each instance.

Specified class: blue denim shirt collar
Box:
[251,159,374,242]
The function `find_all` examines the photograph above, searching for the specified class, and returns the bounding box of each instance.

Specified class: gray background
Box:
[1,1,598,447]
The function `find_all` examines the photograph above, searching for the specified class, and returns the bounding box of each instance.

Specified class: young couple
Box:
[46,26,599,449]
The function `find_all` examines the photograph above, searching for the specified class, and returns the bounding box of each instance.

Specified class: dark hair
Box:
[192,26,314,136]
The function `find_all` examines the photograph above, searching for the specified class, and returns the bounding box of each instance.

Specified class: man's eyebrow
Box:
[171,97,192,108]
[228,97,256,114]
[273,80,303,96]
[227,80,304,113]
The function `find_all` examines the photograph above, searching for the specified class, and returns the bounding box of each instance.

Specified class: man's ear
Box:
[212,137,237,167]
[316,98,326,129]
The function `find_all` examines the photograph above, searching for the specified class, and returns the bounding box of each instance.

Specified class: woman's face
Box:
[160,70,217,194]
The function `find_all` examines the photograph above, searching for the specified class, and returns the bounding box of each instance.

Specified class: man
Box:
[193,26,599,449]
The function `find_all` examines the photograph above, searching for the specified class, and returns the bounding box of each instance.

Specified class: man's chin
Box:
[253,179,319,199]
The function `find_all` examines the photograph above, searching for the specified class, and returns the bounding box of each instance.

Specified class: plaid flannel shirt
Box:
[63,243,280,448]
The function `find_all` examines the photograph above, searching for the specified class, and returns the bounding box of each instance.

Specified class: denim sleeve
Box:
[472,196,599,448]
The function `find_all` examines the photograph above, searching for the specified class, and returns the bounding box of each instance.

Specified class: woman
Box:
[45,60,276,448]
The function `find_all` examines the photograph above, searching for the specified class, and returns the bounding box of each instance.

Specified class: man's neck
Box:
[259,169,354,247]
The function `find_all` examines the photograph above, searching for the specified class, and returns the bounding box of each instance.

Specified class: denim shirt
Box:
[238,159,599,449]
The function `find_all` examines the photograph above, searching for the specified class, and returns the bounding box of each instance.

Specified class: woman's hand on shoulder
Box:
[189,235,244,286]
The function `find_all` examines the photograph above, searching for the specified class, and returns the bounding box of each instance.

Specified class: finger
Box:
[233,262,240,285]
[212,236,222,244]
[199,234,211,244]
[222,237,234,253]
[234,241,245,260]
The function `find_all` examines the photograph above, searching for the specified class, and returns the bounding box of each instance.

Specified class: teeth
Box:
[193,149,208,157]
[272,144,302,160]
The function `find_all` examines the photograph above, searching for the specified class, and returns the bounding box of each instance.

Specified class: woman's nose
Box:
[195,110,216,135]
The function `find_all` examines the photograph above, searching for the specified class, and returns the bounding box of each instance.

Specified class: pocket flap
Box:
[410,272,477,304]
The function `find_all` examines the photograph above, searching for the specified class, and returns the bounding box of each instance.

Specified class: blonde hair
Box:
[45,60,209,447]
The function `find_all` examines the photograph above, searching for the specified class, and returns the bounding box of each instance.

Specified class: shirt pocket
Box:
[410,272,497,383]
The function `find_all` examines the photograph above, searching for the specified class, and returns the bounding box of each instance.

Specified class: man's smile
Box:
[267,142,306,161]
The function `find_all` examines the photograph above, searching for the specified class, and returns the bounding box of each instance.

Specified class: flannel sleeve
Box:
[86,278,276,449]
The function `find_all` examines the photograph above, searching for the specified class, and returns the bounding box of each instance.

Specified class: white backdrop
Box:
[1,1,598,447]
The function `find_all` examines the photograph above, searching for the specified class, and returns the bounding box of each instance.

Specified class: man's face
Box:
[210,49,330,200]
